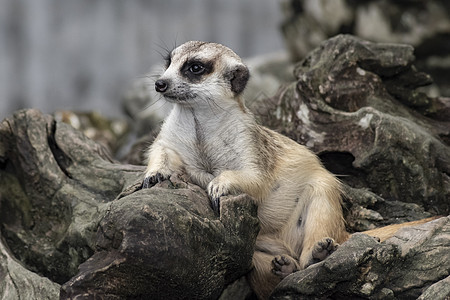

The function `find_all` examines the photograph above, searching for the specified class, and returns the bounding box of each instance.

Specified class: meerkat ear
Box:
[227,64,250,95]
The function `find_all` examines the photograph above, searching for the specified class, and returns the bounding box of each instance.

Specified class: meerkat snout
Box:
[155,79,168,93]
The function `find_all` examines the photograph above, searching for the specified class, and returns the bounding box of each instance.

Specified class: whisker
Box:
[137,73,160,81]
[247,90,271,108]
[196,90,224,117]
[142,98,163,111]
[153,39,172,61]
[199,93,221,119]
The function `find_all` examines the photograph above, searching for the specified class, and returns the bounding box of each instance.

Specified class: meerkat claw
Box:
[142,177,152,189]
[207,181,228,214]
[142,173,168,189]
[211,197,220,215]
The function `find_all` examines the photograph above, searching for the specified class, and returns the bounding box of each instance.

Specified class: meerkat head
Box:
[154,41,249,106]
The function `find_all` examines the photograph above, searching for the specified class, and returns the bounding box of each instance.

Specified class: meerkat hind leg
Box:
[298,210,345,269]
[295,179,347,269]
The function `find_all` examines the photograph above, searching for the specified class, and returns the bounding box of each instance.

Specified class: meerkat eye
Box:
[189,63,206,75]
[181,60,213,81]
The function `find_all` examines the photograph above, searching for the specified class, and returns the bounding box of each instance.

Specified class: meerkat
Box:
[140,41,441,299]
[142,41,349,299]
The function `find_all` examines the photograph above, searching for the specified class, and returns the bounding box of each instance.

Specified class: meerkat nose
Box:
[155,79,169,93]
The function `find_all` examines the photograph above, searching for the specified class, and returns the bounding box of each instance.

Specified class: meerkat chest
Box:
[162,108,249,175]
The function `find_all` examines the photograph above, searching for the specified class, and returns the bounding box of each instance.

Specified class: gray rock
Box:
[1,34,449,299]
[53,110,130,156]
[0,236,60,300]
[0,109,120,284]
[258,35,449,229]
[61,180,259,299]
[219,276,254,300]
[281,0,450,96]
[271,216,450,299]
[0,109,259,299]
[418,275,450,300]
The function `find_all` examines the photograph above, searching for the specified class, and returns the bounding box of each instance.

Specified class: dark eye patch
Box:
[180,58,214,82]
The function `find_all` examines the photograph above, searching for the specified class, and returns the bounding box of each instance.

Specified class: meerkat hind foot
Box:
[307,237,339,268]
[271,255,298,279]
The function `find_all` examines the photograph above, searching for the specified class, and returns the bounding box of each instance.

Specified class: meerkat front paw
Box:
[142,171,170,189]
[271,255,298,279]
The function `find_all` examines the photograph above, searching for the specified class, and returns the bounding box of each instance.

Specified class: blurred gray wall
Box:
[0,0,284,120]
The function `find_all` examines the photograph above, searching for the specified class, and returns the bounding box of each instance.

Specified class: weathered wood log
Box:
[257,35,449,231]
[0,109,259,299]
[1,34,449,299]
[271,216,450,299]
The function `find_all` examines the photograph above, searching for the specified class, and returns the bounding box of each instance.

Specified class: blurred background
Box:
[0,0,284,121]
[2,0,449,123]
